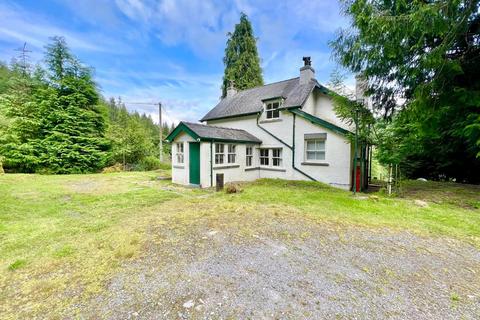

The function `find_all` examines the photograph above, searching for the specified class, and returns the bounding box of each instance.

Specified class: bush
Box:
[225,183,242,194]
[157,161,171,170]
[137,156,162,171]
[102,163,124,173]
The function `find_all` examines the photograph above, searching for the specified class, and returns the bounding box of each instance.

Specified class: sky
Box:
[0,0,350,124]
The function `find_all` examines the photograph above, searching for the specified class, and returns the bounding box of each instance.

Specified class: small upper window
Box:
[265,101,280,119]
[306,139,326,161]
[176,142,184,164]
[227,144,236,163]
[215,143,225,164]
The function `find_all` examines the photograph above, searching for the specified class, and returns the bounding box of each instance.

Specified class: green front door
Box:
[189,142,200,185]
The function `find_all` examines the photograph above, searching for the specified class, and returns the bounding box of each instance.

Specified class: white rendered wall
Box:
[302,90,353,131]
[169,89,352,189]
[205,143,260,188]
[171,132,195,186]
[293,116,352,189]
[206,94,352,189]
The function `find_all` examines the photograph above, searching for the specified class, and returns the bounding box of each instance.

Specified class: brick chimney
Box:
[226,80,237,98]
[300,56,315,85]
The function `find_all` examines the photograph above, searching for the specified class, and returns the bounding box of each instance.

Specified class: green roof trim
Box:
[289,109,351,136]
[165,122,201,142]
[165,121,262,144]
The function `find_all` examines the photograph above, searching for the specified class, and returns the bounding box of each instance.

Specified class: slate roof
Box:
[166,121,262,143]
[200,77,328,121]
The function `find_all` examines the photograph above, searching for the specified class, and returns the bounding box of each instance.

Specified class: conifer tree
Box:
[0,63,42,172]
[37,36,109,173]
[222,13,263,97]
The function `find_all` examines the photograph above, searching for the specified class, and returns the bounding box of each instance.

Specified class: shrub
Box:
[102,163,123,173]
[137,156,162,171]
[225,183,242,194]
[157,161,172,170]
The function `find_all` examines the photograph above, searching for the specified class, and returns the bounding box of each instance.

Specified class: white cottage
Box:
[166,57,361,190]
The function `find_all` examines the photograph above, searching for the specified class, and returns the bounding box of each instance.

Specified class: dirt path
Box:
[74,199,480,319]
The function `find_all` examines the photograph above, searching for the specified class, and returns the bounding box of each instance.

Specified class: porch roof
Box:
[165,121,262,144]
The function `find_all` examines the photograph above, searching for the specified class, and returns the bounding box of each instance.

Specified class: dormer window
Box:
[265,100,280,119]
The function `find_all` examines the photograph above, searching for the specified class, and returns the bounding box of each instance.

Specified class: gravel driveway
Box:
[75,199,480,319]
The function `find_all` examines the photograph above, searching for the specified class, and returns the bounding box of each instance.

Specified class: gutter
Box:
[256,113,292,149]
[255,112,316,181]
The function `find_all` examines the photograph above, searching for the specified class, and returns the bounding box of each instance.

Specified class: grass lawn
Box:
[0,172,479,318]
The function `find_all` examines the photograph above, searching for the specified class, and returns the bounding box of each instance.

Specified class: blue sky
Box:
[0,0,350,124]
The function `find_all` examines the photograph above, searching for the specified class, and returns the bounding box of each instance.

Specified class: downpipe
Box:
[255,112,316,181]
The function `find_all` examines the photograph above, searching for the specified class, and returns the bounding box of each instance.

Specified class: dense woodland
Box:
[330,0,480,183]
[0,37,170,174]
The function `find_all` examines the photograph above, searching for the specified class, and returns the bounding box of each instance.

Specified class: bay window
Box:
[246,146,253,167]
[215,143,225,164]
[260,149,269,166]
[272,148,282,167]
[227,144,236,163]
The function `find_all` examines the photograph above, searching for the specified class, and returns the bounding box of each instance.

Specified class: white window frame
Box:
[246,146,253,167]
[265,100,281,119]
[227,144,236,164]
[215,143,225,164]
[176,142,184,164]
[272,148,282,167]
[305,139,326,161]
[259,148,283,167]
[260,148,269,166]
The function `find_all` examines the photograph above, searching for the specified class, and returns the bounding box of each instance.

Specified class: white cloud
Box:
[0,0,349,125]
[99,67,223,124]
[0,2,129,53]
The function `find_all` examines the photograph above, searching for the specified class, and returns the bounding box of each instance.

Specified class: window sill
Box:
[259,166,286,172]
[173,165,185,169]
[259,118,282,124]
[301,162,329,166]
[213,164,240,170]
[245,166,260,171]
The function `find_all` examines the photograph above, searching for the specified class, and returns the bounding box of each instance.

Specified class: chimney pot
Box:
[300,57,315,85]
[303,56,311,66]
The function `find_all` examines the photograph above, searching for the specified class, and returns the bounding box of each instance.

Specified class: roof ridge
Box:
[183,121,250,133]
[232,77,299,95]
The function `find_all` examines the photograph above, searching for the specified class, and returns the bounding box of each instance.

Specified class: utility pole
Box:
[159,102,163,162]
[353,106,359,195]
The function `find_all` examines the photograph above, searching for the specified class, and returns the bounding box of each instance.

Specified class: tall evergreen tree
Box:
[0,63,42,172]
[37,37,109,173]
[222,13,263,97]
[331,0,480,182]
